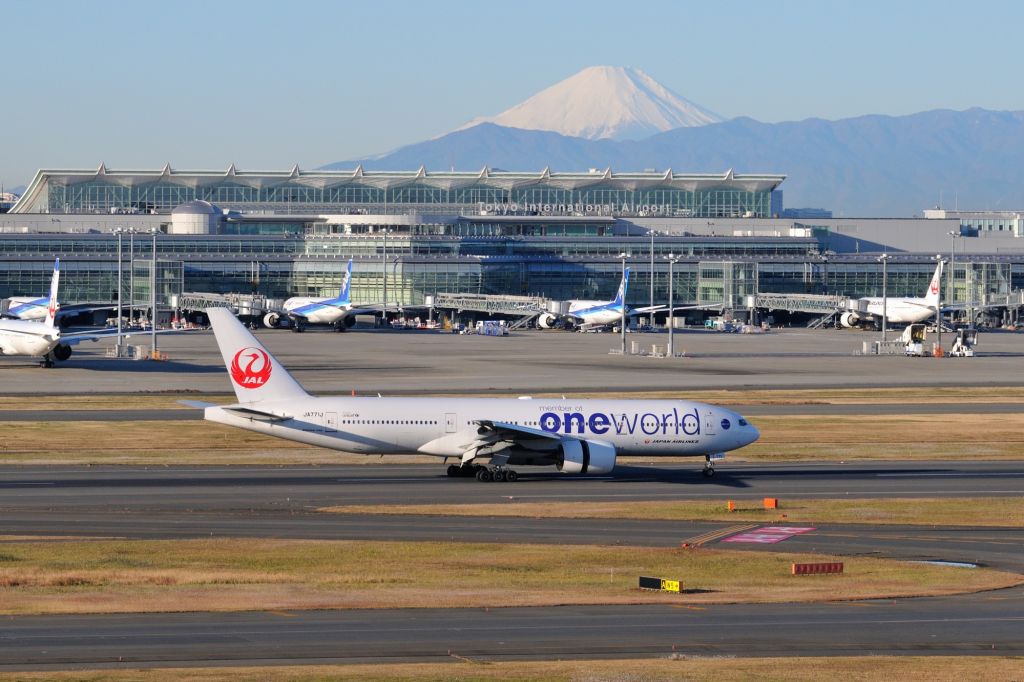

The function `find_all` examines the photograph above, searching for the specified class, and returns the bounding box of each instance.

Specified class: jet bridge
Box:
[426,293,563,329]
[172,292,279,319]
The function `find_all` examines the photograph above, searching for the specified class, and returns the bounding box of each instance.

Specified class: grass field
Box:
[0,538,1017,615]
[321,496,1024,527]
[3,656,1023,681]
[3,412,1024,464]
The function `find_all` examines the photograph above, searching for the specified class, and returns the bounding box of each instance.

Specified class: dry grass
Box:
[6,386,1024,410]
[3,656,1023,681]
[321,496,1024,527]
[744,413,1024,461]
[3,412,1024,466]
[0,538,1017,616]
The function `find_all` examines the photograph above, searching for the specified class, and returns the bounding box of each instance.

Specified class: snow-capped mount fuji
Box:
[458,65,722,141]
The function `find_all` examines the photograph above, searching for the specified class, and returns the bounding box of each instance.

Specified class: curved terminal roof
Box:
[11,164,785,214]
[171,199,219,215]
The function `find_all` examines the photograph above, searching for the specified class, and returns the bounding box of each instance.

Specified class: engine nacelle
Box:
[839,312,861,328]
[340,314,356,329]
[52,343,73,361]
[557,439,617,475]
[263,312,281,328]
[536,313,560,329]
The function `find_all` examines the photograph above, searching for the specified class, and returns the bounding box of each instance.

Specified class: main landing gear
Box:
[703,455,716,478]
[446,463,518,483]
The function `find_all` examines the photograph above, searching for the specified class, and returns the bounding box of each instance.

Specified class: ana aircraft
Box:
[838,262,942,328]
[262,259,392,332]
[0,259,111,366]
[196,307,760,480]
[536,269,666,330]
[1,295,112,324]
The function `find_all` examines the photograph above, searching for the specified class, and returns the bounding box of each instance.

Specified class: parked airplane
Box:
[1,295,112,323]
[196,307,760,480]
[536,269,668,330]
[262,259,393,332]
[838,262,943,328]
[0,259,112,366]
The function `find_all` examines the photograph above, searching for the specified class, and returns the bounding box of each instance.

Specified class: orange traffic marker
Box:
[763,497,778,509]
[727,500,736,512]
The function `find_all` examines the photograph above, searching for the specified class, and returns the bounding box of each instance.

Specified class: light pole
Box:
[934,255,945,351]
[150,228,158,357]
[878,253,890,344]
[381,228,389,323]
[948,230,958,313]
[664,253,679,358]
[128,229,135,326]
[618,252,629,355]
[649,229,655,329]
[115,228,124,355]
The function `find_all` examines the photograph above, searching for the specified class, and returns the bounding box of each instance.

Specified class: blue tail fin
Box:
[613,268,630,307]
[338,259,352,306]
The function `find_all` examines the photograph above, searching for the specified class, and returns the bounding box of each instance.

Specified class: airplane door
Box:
[445,413,457,433]
[703,409,718,436]
[324,412,338,432]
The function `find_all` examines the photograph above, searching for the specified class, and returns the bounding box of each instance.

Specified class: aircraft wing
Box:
[475,419,563,442]
[59,327,195,345]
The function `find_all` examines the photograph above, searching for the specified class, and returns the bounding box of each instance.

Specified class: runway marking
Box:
[721,526,816,544]
[681,523,758,547]
[8,482,55,486]
[267,610,297,618]
[877,472,1021,478]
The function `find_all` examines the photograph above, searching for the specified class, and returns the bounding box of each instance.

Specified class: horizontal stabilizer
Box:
[178,400,216,409]
[221,405,293,422]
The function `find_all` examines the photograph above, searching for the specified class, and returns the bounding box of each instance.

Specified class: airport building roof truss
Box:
[11,166,786,215]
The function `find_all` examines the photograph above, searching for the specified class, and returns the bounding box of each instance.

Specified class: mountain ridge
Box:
[324,108,1024,217]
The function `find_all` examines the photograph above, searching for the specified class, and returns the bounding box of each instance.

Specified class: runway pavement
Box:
[1,461,1022,669]
[2,326,1024,395]
[4,591,1023,668]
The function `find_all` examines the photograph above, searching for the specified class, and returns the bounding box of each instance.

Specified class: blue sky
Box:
[2,0,1022,189]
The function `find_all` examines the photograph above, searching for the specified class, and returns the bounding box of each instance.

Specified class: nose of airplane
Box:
[728,410,760,448]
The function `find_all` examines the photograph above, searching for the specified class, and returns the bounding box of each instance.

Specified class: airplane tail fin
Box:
[613,268,630,307]
[924,261,942,307]
[43,258,59,329]
[206,307,309,403]
[338,259,352,306]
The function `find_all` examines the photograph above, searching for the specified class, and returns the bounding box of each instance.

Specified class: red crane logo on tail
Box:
[230,347,272,389]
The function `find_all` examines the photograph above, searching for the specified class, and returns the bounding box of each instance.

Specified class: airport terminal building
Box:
[0,165,1021,322]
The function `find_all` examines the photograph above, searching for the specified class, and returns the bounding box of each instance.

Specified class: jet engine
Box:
[838,312,861,328]
[557,439,617,475]
[52,343,72,361]
[263,312,281,328]
[536,313,561,329]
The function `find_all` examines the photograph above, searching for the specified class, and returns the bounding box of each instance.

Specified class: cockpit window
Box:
[738,419,748,426]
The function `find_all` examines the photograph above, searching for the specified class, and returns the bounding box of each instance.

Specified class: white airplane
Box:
[536,269,667,330]
[1,295,112,323]
[0,259,111,367]
[262,259,393,332]
[838,262,943,328]
[195,307,760,480]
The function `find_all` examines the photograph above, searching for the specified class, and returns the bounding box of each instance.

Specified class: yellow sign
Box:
[660,579,681,593]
